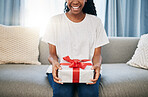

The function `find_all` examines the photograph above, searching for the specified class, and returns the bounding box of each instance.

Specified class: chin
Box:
[72,12,81,15]
[70,10,83,15]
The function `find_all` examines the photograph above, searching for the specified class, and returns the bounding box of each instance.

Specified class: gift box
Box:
[58,56,94,83]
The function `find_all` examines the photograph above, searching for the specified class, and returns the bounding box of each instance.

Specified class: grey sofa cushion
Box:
[101,37,139,63]
[39,39,50,65]
[0,65,52,97]
[100,63,148,97]
[0,64,148,97]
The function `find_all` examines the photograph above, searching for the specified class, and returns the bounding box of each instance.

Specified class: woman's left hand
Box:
[86,64,101,85]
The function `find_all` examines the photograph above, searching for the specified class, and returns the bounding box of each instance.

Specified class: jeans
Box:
[47,73,101,97]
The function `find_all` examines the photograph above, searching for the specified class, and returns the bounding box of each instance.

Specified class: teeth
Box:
[72,6,79,9]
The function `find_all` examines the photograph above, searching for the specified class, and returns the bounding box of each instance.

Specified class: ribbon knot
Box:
[62,56,92,69]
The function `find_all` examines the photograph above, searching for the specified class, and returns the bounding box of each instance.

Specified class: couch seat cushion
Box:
[0,65,52,97]
[100,63,148,97]
[0,64,148,97]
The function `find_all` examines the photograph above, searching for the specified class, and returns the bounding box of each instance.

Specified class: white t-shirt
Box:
[42,13,109,73]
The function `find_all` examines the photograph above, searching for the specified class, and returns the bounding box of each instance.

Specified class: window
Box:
[21,0,105,36]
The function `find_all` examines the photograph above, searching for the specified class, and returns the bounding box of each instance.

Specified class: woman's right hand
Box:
[52,61,63,84]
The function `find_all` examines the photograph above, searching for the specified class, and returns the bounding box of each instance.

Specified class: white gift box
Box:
[58,58,94,83]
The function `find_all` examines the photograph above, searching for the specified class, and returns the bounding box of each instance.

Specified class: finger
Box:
[91,77,98,82]
[86,78,97,85]
[52,65,58,72]
[53,79,63,84]
[53,75,61,81]
[91,69,100,81]
[86,82,96,85]
[53,71,63,84]
[52,71,62,83]
[91,73,100,82]
[56,64,62,70]
[91,75,99,82]
[52,68,60,80]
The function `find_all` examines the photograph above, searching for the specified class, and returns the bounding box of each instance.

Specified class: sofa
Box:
[0,37,148,97]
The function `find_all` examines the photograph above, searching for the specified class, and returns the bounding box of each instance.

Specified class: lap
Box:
[47,73,101,97]
[77,75,101,97]
[47,73,74,97]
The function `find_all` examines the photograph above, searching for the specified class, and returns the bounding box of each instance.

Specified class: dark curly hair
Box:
[64,0,97,16]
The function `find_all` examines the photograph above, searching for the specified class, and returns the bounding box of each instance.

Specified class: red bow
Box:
[61,56,92,69]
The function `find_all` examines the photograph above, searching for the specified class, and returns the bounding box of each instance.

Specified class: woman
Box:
[42,0,109,97]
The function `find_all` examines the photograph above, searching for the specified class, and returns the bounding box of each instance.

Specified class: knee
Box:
[79,91,98,97]
[52,84,73,97]
[53,90,66,97]
[78,85,99,97]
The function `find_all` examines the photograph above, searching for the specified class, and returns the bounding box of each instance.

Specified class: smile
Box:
[72,6,80,9]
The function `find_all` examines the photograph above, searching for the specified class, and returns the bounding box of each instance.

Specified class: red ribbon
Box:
[60,56,92,83]
[60,56,92,69]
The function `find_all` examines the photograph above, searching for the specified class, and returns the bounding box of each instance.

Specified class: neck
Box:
[66,12,86,23]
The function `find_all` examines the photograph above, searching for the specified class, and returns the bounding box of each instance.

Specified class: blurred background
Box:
[0,0,148,37]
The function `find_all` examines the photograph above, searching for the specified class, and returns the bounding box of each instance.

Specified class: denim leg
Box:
[47,73,54,88]
[47,73,74,97]
[77,75,101,97]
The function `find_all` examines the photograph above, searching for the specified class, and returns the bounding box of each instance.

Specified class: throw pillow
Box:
[127,34,148,69]
[0,24,41,65]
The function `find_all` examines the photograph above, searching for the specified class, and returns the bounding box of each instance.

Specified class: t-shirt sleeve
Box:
[95,19,109,48]
[42,18,57,46]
